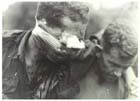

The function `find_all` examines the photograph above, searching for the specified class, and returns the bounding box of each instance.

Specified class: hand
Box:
[75,39,98,60]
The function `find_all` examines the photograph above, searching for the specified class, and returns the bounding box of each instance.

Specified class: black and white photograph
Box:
[1,0,139,99]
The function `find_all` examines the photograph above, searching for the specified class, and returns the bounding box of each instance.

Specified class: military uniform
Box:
[2,30,137,99]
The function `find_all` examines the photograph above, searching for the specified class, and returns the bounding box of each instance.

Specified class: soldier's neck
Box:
[32,24,62,49]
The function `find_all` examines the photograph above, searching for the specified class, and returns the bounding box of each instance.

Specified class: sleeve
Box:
[124,67,138,99]
[2,30,22,98]
[2,52,19,99]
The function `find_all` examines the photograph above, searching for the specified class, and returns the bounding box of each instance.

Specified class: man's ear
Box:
[35,16,47,25]
[36,18,49,32]
[38,18,47,25]
[35,15,47,28]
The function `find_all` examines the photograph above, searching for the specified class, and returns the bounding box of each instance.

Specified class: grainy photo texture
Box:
[2,1,138,99]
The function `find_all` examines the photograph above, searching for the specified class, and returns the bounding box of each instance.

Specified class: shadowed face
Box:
[45,14,89,45]
[35,3,90,61]
[61,12,89,37]
[39,8,89,48]
[98,47,135,82]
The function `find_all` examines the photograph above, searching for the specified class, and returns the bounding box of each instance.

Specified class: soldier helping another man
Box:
[2,2,138,99]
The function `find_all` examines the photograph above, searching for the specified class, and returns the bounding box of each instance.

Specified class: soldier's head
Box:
[97,19,138,82]
[35,2,89,44]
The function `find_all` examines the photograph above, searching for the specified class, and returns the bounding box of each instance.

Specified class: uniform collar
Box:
[17,30,32,62]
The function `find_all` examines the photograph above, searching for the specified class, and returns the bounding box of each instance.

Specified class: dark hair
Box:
[36,2,89,28]
[103,19,138,58]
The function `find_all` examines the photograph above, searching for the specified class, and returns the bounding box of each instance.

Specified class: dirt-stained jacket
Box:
[2,30,80,99]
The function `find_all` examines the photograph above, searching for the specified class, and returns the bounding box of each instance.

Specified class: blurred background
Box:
[2,0,139,31]
[2,0,139,76]
[2,2,37,30]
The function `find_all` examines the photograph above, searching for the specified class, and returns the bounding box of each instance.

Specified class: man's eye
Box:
[70,14,80,22]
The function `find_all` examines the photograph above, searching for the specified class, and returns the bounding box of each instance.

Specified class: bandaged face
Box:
[37,10,89,49]
[60,15,88,49]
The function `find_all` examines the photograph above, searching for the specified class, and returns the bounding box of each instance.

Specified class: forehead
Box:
[63,12,89,24]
